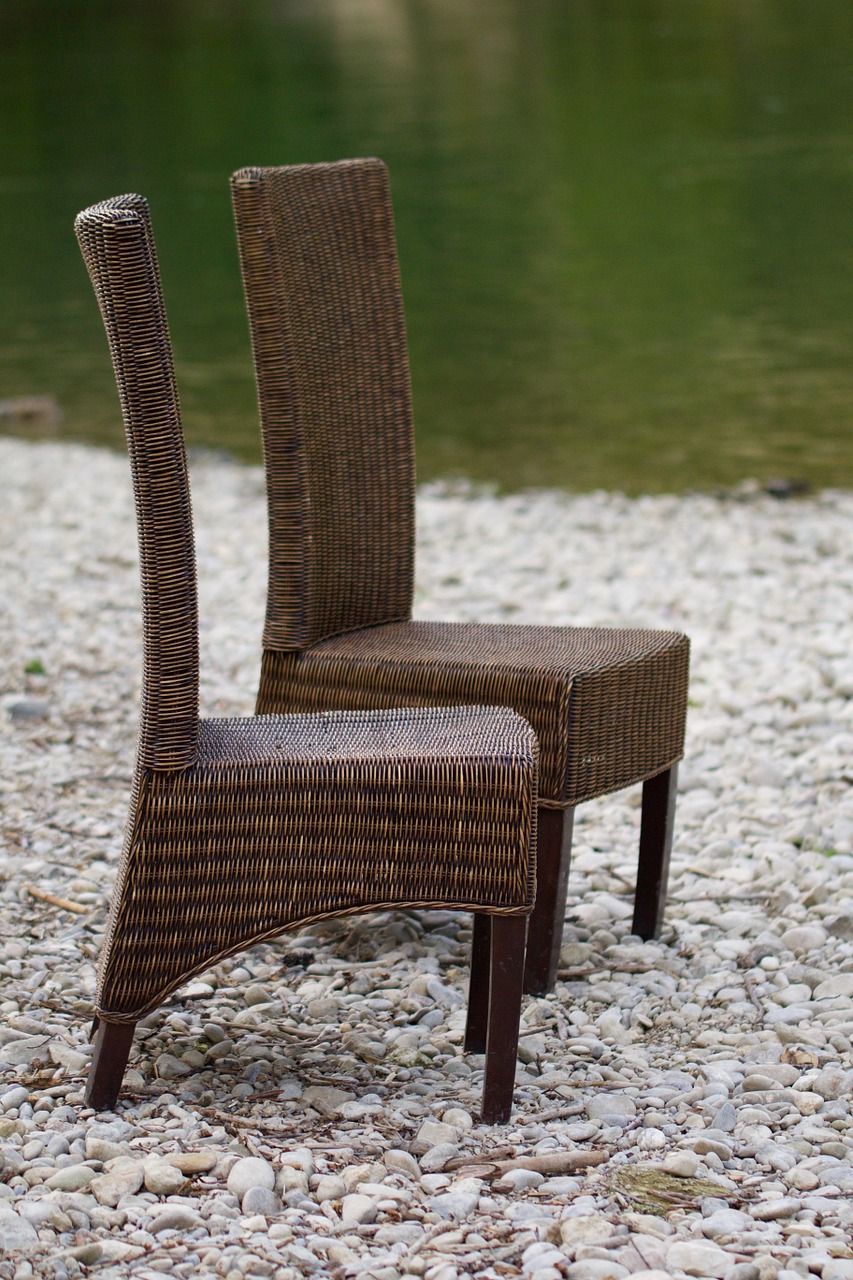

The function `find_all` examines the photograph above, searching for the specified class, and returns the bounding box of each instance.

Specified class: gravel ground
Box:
[0,436,852,1280]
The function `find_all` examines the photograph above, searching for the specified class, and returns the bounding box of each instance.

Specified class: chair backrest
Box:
[231,159,416,651]
[75,195,199,771]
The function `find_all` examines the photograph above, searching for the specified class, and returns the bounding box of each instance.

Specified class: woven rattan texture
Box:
[77,194,537,1035]
[98,705,537,1020]
[231,160,416,651]
[256,622,689,806]
[74,196,199,773]
[233,159,690,808]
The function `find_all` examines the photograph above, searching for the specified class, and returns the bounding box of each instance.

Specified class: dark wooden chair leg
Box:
[465,913,492,1053]
[632,763,678,941]
[482,914,527,1124]
[522,806,574,996]
[85,1019,136,1111]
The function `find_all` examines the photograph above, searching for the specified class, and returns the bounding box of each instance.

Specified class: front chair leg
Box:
[85,1019,136,1111]
[632,763,679,941]
[523,807,574,997]
[481,914,527,1125]
[464,913,492,1053]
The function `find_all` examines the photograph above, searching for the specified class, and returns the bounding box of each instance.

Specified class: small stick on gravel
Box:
[447,1150,608,1179]
[22,883,89,914]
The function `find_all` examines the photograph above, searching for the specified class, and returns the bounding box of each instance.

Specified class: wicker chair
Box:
[230,159,690,995]
[75,193,539,1124]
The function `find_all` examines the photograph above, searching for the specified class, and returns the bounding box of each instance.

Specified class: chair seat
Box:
[256,621,690,806]
[98,703,537,1021]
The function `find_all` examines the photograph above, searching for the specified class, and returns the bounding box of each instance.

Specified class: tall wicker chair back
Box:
[75,194,539,1124]
[231,159,691,995]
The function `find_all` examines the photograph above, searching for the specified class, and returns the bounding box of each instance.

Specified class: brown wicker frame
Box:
[75,194,539,1124]
[231,159,690,993]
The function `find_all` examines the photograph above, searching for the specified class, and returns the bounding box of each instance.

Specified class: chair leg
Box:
[632,763,678,941]
[482,914,527,1124]
[464,913,492,1053]
[522,806,574,997]
[85,1019,136,1111]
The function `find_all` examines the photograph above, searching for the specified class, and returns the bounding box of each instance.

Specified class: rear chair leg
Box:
[85,1019,136,1111]
[481,914,527,1125]
[522,807,574,996]
[632,763,678,941]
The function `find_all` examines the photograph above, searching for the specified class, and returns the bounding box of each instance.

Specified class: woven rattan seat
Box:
[74,193,538,1123]
[231,159,690,994]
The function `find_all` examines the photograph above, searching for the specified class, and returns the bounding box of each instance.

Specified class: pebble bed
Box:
[1,436,852,1280]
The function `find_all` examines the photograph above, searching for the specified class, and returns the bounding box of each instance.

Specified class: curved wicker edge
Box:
[95,895,533,1026]
[95,705,538,1022]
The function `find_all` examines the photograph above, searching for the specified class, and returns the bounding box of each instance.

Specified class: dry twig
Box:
[22,882,89,914]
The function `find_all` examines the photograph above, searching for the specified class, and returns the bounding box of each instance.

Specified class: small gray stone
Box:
[825,915,853,942]
[812,1066,852,1099]
[518,1035,548,1064]
[7,699,48,722]
[691,1136,733,1161]
[560,1216,614,1248]
[419,1142,460,1173]
[241,1185,281,1216]
[666,1240,730,1277]
[2,1035,51,1067]
[584,1092,636,1121]
[711,1101,737,1132]
[411,1118,460,1154]
[227,1156,276,1200]
[85,1136,131,1163]
[425,976,463,1008]
[244,983,272,1005]
[565,1261,629,1280]
[781,925,827,953]
[71,1244,104,1266]
[90,1159,145,1207]
[306,997,340,1020]
[16,1200,72,1231]
[497,1168,545,1191]
[154,1052,191,1079]
[661,1151,699,1178]
[0,1086,29,1109]
[823,1262,853,1280]
[523,1243,568,1273]
[48,1042,90,1072]
[814,974,853,1000]
[750,1198,800,1221]
[701,1207,753,1238]
[143,1159,186,1196]
[150,1204,202,1233]
[340,1193,377,1225]
[0,1202,39,1249]
[431,1191,479,1219]
[541,1176,581,1195]
[167,1150,217,1176]
[742,1073,785,1092]
[314,1174,347,1202]
[44,1164,98,1192]
[384,1149,421,1180]
[302,1085,355,1117]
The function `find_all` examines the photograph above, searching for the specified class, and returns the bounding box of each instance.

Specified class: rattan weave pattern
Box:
[74,194,199,774]
[74,194,538,1113]
[231,159,690,808]
[256,621,689,805]
[231,160,416,652]
[100,704,537,1021]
